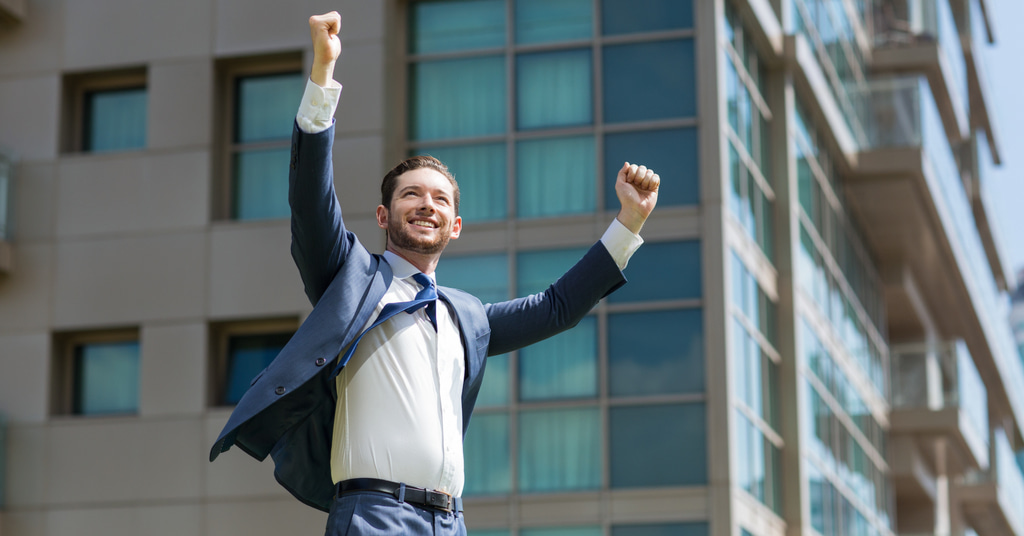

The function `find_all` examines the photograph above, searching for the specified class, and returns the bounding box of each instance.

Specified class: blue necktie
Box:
[331,273,438,378]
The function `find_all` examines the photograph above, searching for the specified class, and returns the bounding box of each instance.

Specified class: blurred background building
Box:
[0,0,1022,535]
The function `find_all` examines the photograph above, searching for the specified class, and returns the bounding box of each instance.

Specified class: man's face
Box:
[376,168,462,256]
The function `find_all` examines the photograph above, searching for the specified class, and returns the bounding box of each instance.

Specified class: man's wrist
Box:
[615,209,647,235]
[310,60,336,88]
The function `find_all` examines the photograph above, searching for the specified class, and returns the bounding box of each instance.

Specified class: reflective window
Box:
[517,50,593,129]
[603,128,699,209]
[231,70,304,220]
[519,317,597,400]
[519,407,601,491]
[84,87,147,152]
[609,240,701,303]
[477,354,509,407]
[609,310,703,397]
[517,247,589,296]
[409,0,505,54]
[422,143,507,222]
[523,528,600,536]
[516,0,592,44]
[223,332,291,405]
[601,0,693,35]
[440,253,510,304]
[612,523,709,536]
[610,403,706,486]
[74,340,140,415]
[516,136,596,218]
[602,40,695,123]
[464,413,511,495]
[410,56,506,141]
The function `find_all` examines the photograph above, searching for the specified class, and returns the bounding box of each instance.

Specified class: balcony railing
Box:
[891,339,989,465]
[863,75,1024,435]
[874,0,968,128]
[964,428,1024,533]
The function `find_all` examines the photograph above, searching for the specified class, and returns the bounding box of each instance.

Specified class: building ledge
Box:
[890,407,989,472]
[959,480,1024,536]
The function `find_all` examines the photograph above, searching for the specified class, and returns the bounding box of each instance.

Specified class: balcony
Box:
[965,131,1013,292]
[872,0,968,144]
[963,0,1001,165]
[959,428,1024,536]
[891,340,990,472]
[846,75,1024,445]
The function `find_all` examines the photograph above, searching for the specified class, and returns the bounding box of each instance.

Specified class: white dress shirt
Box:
[295,78,644,496]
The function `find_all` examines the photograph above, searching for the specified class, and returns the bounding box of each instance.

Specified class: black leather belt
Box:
[336,478,463,513]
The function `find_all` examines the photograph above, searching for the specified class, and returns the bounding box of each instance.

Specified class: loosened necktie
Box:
[331,273,438,378]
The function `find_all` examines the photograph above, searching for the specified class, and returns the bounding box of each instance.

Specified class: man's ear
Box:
[449,216,462,240]
[376,205,388,230]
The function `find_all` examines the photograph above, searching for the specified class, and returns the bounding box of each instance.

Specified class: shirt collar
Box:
[382,250,436,284]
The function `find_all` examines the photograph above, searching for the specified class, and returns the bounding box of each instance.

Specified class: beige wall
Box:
[0,1,389,534]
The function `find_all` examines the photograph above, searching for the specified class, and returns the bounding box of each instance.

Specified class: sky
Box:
[984,0,1024,285]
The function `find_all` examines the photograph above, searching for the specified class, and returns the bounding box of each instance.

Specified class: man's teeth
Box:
[412,221,437,228]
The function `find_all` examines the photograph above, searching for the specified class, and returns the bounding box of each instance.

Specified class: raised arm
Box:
[614,162,660,234]
[289,11,350,304]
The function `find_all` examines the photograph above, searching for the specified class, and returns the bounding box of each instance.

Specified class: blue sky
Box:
[985,0,1024,281]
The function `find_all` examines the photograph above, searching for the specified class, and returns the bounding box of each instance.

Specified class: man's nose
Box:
[417,196,436,212]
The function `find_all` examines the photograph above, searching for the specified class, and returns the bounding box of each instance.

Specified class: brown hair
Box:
[380,155,460,216]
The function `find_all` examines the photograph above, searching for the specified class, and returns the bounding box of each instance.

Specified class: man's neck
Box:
[386,245,441,275]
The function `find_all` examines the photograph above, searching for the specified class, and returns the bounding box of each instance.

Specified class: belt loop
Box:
[397,482,406,503]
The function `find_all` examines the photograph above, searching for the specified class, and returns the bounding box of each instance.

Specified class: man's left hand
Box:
[614,162,660,234]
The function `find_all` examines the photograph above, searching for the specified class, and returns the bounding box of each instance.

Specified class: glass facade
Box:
[222,331,293,405]
[231,71,305,220]
[408,0,699,224]
[790,0,869,146]
[442,240,705,501]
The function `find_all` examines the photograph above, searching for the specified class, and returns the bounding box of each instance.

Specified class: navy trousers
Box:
[325,491,467,536]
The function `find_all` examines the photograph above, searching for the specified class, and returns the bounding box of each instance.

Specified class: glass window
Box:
[223,332,291,405]
[517,49,593,129]
[609,240,701,303]
[517,247,590,296]
[421,143,508,222]
[84,87,147,152]
[516,0,592,44]
[231,71,304,220]
[439,253,510,304]
[74,340,140,415]
[519,407,601,491]
[410,0,505,54]
[604,128,699,208]
[410,56,506,141]
[609,309,704,397]
[612,523,709,536]
[601,0,693,35]
[464,413,511,495]
[522,528,601,536]
[610,403,706,486]
[603,40,695,123]
[477,354,509,407]
[519,316,597,400]
[516,136,596,218]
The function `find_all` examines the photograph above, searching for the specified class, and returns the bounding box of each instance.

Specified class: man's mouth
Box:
[410,220,439,229]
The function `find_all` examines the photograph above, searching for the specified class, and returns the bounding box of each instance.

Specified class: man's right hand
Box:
[309,11,341,87]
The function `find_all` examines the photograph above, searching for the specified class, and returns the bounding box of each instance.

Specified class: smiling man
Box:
[210,11,661,536]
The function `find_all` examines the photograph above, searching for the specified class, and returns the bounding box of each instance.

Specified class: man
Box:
[210,11,661,536]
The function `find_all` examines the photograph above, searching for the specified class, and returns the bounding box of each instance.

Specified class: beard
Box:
[387,217,451,255]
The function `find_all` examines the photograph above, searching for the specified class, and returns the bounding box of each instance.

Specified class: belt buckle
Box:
[425,489,453,513]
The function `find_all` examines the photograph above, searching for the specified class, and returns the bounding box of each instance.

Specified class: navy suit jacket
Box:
[209,123,627,512]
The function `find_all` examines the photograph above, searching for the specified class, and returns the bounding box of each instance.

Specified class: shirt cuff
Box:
[600,218,644,271]
[296,78,342,134]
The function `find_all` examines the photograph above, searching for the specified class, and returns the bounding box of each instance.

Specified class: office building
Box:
[0,0,1021,535]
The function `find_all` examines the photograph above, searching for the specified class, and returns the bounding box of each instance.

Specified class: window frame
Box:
[51,328,141,417]
[208,316,299,407]
[214,52,304,221]
[61,67,148,154]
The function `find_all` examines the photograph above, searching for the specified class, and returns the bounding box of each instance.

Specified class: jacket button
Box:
[275,386,286,395]
[315,357,326,366]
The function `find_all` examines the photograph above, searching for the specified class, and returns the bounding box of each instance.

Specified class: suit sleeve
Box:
[288,122,356,305]
[485,242,626,356]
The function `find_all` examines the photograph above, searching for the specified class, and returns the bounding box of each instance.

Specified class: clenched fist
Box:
[309,11,341,87]
[614,162,660,234]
